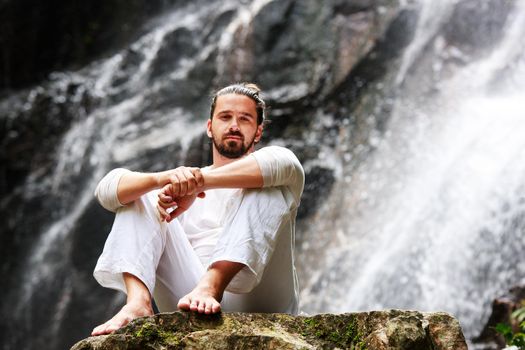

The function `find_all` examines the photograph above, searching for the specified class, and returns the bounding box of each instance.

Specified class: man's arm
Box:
[202,155,264,190]
[157,157,263,222]
[158,146,304,221]
[114,171,163,205]
[95,167,203,212]
[202,146,304,191]
[117,167,203,205]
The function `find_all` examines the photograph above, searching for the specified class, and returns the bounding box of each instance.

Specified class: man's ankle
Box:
[195,279,223,302]
[198,262,244,301]
[121,300,154,317]
[126,297,152,309]
[123,272,152,308]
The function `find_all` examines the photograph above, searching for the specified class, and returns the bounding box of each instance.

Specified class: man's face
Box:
[207,94,263,159]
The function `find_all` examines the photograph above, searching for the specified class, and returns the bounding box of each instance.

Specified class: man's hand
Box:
[157,185,206,222]
[163,167,205,197]
[157,167,206,222]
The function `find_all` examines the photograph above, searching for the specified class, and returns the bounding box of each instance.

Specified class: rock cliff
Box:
[71,310,467,350]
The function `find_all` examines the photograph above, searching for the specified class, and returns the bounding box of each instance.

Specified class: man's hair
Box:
[210,82,266,125]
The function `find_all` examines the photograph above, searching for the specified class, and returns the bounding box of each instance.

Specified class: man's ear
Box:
[206,119,212,138]
[254,124,263,143]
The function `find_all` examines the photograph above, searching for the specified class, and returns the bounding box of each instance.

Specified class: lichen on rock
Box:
[71,310,467,350]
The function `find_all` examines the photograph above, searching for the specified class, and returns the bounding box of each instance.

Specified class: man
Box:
[91,83,304,336]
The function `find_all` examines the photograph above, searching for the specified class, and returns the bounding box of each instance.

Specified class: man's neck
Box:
[211,148,253,169]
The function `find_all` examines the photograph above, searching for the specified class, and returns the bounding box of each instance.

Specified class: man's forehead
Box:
[214,94,257,116]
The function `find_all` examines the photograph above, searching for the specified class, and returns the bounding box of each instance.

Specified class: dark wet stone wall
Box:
[0,0,179,91]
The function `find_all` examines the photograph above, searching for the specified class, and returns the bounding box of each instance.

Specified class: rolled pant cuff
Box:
[93,257,155,296]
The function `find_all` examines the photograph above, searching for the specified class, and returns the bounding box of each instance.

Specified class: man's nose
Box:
[228,119,240,131]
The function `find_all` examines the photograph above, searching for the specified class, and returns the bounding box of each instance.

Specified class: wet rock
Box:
[473,285,525,350]
[444,0,516,55]
[0,0,181,90]
[298,166,336,220]
[71,310,467,350]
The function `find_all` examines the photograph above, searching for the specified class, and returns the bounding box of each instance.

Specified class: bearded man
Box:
[91,83,304,336]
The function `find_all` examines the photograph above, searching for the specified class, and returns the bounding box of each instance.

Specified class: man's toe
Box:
[105,323,121,334]
[211,301,221,314]
[177,296,191,310]
[198,301,207,313]
[92,323,107,336]
[189,299,199,312]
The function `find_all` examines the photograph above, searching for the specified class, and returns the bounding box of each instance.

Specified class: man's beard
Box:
[212,131,256,159]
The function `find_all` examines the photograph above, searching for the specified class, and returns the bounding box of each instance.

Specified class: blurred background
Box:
[1,0,524,349]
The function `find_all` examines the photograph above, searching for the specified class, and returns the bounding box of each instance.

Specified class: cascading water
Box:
[1,0,524,349]
[299,0,525,345]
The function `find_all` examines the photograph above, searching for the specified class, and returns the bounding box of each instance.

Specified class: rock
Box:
[443,0,515,55]
[0,0,181,90]
[70,310,467,350]
[473,285,525,350]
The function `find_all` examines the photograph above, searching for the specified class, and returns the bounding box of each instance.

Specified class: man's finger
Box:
[157,204,170,221]
[170,173,182,197]
[158,200,176,209]
[160,183,174,198]
[167,206,185,222]
[192,168,204,187]
[176,170,189,197]
[158,192,173,203]
[182,167,197,195]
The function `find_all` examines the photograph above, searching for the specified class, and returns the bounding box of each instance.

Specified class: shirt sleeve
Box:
[94,168,130,212]
[250,146,305,204]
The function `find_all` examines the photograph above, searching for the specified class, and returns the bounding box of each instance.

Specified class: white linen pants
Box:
[93,187,298,314]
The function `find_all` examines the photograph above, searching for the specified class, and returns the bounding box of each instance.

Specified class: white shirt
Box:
[178,187,242,266]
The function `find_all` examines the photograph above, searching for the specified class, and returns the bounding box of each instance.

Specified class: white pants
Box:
[93,187,299,314]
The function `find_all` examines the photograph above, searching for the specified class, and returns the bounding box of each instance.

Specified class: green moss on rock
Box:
[133,321,182,347]
[71,310,467,350]
[301,314,365,349]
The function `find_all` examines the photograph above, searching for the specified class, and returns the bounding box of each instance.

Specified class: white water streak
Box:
[395,0,459,85]
[216,0,275,78]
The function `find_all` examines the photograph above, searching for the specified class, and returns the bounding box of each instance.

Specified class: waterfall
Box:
[299,0,525,343]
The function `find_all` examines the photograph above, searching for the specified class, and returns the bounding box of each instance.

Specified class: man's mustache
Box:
[223,131,244,140]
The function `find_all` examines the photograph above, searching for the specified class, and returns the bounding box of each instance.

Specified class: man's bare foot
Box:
[91,302,153,336]
[177,284,222,314]
[177,261,245,314]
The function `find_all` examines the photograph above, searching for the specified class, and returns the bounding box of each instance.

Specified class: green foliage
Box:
[302,316,367,349]
[512,307,525,323]
[495,303,525,349]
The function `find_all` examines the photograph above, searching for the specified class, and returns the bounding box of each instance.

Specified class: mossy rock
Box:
[71,310,467,350]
